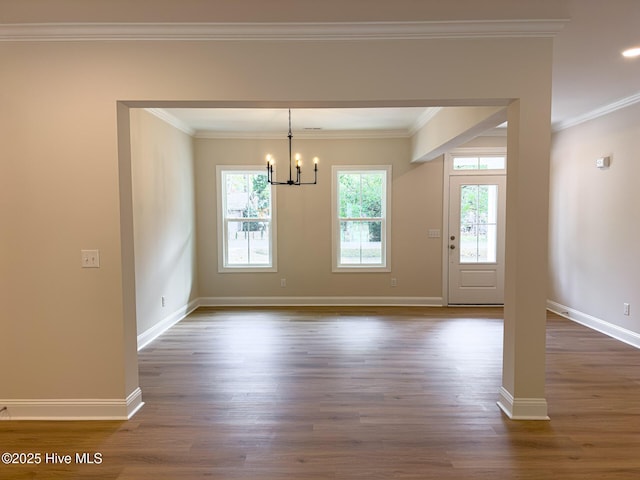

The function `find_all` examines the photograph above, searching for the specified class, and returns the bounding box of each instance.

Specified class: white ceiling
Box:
[551,0,640,128]
[163,107,437,136]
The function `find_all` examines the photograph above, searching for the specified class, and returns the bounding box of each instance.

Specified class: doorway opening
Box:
[443,149,506,305]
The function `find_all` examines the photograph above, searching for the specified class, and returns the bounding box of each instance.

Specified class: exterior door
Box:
[448,175,506,304]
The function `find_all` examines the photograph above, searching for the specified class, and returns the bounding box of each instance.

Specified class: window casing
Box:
[217,166,276,272]
[332,165,391,272]
[448,151,506,175]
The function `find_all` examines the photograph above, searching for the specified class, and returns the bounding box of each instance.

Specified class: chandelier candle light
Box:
[266,109,318,185]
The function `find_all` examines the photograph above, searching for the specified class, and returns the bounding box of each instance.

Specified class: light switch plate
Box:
[428,229,441,238]
[81,249,100,268]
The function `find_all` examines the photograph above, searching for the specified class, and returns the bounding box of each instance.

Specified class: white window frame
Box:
[216,165,277,272]
[442,147,506,304]
[331,165,392,272]
[447,147,507,176]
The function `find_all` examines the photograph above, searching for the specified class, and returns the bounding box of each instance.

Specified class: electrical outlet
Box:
[280,278,286,288]
[391,278,397,287]
[623,303,630,316]
[161,296,166,308]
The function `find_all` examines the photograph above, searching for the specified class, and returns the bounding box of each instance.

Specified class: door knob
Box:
[450,245,456,250]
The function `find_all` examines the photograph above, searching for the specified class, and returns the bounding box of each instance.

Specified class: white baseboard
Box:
[198,296,444,307]
[547,300,640,350]
[137,299,199,350]
[0,388,144,421]
[497,387,549,420]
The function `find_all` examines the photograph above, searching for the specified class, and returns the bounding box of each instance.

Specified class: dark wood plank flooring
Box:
[2,307,640,479]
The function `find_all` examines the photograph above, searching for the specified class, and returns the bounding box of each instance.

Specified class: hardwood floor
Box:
[2,307,640,479]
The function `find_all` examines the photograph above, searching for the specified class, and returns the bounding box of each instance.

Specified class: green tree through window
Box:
[334,167,390,269]
[218,167,274,269]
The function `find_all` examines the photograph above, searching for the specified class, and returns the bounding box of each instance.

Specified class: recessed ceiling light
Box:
[622,46,640,58]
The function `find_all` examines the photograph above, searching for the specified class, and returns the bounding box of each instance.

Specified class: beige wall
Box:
[461,135,508,149]
[0,0,568,23]
[549,103,640,336]
[411,106,507,162]
[130,109,198,339]
[196,137,443,301]
[0,26,555,416]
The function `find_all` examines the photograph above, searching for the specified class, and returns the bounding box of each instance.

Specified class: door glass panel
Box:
[459,184,498,263]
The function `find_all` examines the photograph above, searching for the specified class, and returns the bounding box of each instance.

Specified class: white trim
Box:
[547,300,640,350]
[441,156,451,306]
[195,129,411,140]
[442,150,507,306]
[447,147,507,175]
[137,299,199,350]
[409,107,443,136]
[0,20,568,42]
[331,165,392,273]
[126,388,145,419]
[145,108,195,136]
[199,296,443,307]
[497,387,549,420]
[554,91,640,132]
[216,165,277,273]
[0,388,144,421]
[449,146,508,156]
[477,127,508,137]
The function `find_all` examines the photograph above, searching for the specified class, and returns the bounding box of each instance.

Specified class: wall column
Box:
[498,98,551,420]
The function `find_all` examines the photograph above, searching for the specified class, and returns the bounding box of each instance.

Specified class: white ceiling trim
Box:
[145,108,195,136]
[195,130,411,140]
[409,107,443,136]
[147,108,422,139]
[553,91,640,132]
[0,20,567,42]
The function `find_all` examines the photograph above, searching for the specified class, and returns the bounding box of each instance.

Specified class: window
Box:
[332,166,391,272]
[452,155,506,171]
[217,166,276,271]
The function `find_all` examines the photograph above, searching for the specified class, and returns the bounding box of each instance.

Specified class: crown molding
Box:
[553,91,640,132]
[148,108,413,139]
[409,107,443,135]
[195,129,410,140]
[479,126,508,137]
[0,20,567,42]
[145,108,195,136]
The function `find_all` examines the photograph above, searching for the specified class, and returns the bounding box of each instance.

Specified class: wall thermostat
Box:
[596,156,610,169]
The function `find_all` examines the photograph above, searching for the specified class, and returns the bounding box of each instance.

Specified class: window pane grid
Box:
[459,184,498,264]
[453,156,506,171]
[339,219,384,265]
[225,220,271,266]
[220,169,273,269]
[335,168,388,269]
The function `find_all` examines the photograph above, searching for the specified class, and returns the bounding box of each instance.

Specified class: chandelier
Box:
[266,109,318,185]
